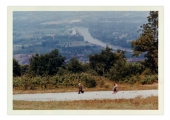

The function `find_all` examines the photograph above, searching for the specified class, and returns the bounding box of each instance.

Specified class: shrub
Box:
[140,75,157,84]
[85,77,97,88]
[107,61,145,83]
[142,68,154,75]
[128,76,138,84]
[32,76,42,85]
[13,77,23,88]
[80,75,97,88]
[86,69,98,76]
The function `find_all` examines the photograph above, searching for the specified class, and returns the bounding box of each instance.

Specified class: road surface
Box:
[13,90,158,101]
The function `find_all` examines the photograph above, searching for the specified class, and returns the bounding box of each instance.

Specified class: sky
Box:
[0,0,169,120]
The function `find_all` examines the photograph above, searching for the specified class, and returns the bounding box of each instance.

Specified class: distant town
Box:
[13,11,148,64]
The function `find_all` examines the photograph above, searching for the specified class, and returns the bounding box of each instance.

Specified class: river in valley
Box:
[74,27,132,52]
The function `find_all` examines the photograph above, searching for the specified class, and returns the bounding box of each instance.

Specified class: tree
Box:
[47,49,66,75]
[66,57,83,73]
[108,61,145,81]
[29,49,65,76]
[89,46,126,76]
[13,58,21,77]
[20,64,29,75]
[131,11,158,72]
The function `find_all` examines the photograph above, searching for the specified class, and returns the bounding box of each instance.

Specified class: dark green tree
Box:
[131,11,158,72]
[13,58,21,77]
[20,64,29,75]
[29,49,65,76]
[108,61,145,81]
[89,46,126,76]
[47,49,66,75]
[66,57,83,73]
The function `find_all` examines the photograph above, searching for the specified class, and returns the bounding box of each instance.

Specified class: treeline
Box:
[13,47,157,90]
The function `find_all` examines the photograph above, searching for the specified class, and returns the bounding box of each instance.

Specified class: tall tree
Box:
[131,11,158,72]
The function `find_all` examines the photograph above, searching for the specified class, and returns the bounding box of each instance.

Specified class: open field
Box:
[13,96,158,110]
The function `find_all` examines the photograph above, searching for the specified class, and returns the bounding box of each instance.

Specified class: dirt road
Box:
[13,90,158,101]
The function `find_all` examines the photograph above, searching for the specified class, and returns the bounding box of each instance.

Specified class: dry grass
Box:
[13,77,158,110]
[13,81,158,94]
[13,96,158,110]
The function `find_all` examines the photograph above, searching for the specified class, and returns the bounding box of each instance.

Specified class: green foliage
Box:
[107,60,127,81]
[140,75,158,84]
[20,64,29,75]
[142,68,154,75]
[13,72,157,90]
[55,73,97,88]
[86,69,98,76]
[131,11,158,72]
[66,57,83,73]
[86,77,97,88]
[121,74,157,84]
[13,58,21,77]
[107,62,145,82]
[29,49,65,76]
[13,77,23,88]
[79,74,97,88]
[13,75,31,90]
[57,67,69,76]
[81,63,91,72]
[89,46,126,76]
[124,76,139,84]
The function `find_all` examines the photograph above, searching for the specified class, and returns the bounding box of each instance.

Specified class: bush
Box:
[86,69,98,76]
[140,75,157,84]
[142,68,152,75]
[32,76,42,85]
[13,77,23,88]
[107,61,145,83]
[79,74,97,88]
[128,76,138,84]
[85,77,97,88]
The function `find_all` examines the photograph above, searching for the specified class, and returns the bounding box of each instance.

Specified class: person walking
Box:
[78,83,84,94]
[112,83,118,94]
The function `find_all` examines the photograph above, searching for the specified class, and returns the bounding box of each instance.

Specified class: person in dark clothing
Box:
[78,83,84,94]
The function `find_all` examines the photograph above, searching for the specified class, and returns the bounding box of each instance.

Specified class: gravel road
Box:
[13,90,158,101]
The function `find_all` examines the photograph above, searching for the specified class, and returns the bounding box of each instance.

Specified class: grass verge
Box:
[13,82,158,94]
[13,96,158,110]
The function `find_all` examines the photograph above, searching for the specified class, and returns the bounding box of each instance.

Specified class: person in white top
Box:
[112,83,118,94]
